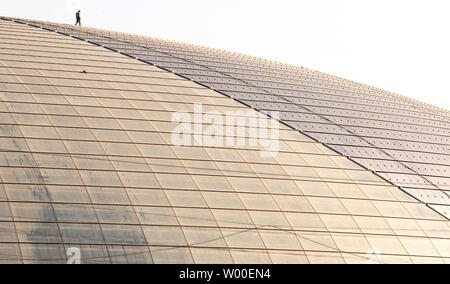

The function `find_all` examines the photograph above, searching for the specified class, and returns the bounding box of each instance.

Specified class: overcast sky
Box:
[2,0,450,111]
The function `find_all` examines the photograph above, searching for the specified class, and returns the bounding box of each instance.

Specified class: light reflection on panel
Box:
[0,17,448,264]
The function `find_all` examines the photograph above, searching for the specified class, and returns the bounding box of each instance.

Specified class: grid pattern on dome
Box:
[5,17,448,219]
[0,18,448,264]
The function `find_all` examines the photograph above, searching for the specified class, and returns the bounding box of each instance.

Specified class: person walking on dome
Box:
[75,10,81,26]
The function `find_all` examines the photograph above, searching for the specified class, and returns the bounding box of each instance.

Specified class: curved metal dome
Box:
[0,17,448,264]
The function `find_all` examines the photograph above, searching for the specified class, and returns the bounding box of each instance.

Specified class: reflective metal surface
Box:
[0,17,448,264]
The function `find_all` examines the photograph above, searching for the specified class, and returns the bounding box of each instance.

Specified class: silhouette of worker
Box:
[75,10,81,26]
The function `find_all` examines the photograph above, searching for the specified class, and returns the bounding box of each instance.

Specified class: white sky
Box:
[2,0,450,111]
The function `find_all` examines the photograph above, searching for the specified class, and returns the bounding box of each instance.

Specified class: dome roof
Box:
[0,17,448,264]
